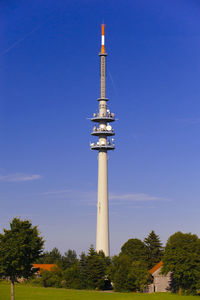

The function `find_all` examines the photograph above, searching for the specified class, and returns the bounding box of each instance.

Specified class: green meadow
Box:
[0,282,199,300]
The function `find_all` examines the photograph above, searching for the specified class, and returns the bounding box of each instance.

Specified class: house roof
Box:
[33,264,56,273]
[149,261,163,275]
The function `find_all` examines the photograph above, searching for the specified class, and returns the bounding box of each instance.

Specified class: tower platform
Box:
[91,113,115,122]
[90,143,115,150]
[91,128,115,136]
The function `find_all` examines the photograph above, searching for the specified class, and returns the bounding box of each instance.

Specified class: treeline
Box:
[1,218,200,295]
[34,247,111,290]
[33,230,163,292]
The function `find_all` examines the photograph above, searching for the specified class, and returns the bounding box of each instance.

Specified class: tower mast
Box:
[90,25,115,256]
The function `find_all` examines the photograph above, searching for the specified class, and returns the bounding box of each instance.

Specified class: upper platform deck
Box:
[91,112,115,123]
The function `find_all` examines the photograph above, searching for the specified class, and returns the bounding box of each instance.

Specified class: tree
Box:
[162,232,200,294]
[37,247,62,265]
[62,246,110,290]
[144,230,163,269]
[47,248,62,263]
[78,252,88,289]
[110,254,132,291]
[120,238,148,263]
[128,261,151,292]
[63,264,80,289]
[0,218,44,300]
[62,249,78,270]
[40,266,63,288]
[110,255,150,292]
[86,246,107,289]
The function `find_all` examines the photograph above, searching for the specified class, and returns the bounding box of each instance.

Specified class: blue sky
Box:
[1,0,200,255]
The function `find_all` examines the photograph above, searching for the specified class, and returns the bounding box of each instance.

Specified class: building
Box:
[144,261,171,293]
[90,25,115,257]
[33,264,56,276]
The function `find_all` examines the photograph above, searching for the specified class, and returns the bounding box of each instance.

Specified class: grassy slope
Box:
[0,282,199,300]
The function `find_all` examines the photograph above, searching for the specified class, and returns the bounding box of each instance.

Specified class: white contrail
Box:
[0,24,42,57]
[109,71,119,97]
[0,12,56,57]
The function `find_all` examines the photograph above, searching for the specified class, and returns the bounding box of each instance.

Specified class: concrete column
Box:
[96,150,109,256]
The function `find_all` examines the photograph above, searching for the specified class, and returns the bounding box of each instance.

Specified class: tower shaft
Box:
[96,150,109,255]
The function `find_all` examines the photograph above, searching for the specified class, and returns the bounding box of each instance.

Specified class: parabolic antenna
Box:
[106,125,112,131]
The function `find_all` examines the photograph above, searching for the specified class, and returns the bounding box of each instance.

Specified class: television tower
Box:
[90,25,115,257]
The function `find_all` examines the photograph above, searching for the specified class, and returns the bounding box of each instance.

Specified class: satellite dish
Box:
[106,125,112,131]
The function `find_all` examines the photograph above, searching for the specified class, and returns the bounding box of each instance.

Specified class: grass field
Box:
[0,282,199,300]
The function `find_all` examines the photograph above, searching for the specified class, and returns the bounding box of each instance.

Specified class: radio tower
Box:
[90,25,115,257]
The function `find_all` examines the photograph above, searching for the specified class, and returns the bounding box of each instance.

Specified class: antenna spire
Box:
[101,24,105,53]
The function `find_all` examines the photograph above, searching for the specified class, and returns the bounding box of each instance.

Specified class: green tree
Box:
[86,246,107,289]
[38,247,62,264]
[144,230,163,269]
[110,255,150,292]
[162,232,200,294]
[78,252,88,289]
[62,249,78,270]
[128,261,151,292]
[120,238,148,263]
[110,254,132,291]
[40,266,63,288]
[62,247,110,290]
[63,263,80,289]
[0,218,44,300]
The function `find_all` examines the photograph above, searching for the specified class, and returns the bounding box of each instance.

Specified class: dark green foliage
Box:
[62,247,107,290]
[110,255,150,292]
[37,249,80,289]
[40,267,63,288]
[98,250,111,266]
[37,248,78,271]
[62,249,78,270]
[110,255,132,291]
[0,217,44,281]
[144,230,163,269]
[162,232,200,294]
[63,264,80,289]
[36,246,110,291]
[110,237,154,292]
[77,252,87,289]
[61,246,111,290]
[129,261,152,292]
[120,238,148,263]
[86,246,107,289]
[36,248,62,265]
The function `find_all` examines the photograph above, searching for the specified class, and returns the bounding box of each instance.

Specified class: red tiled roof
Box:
[33,264,56,273]
[149,261,163,275]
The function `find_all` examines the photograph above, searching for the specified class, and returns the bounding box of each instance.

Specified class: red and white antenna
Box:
[101,24,105,53]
